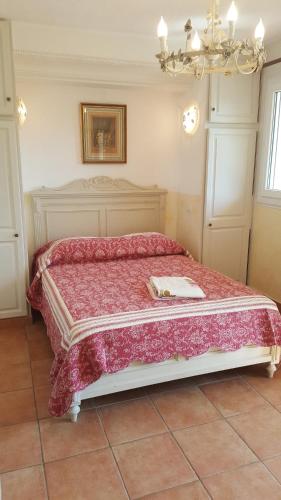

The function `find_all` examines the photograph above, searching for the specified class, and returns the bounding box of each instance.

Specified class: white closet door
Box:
[209,74,259,124]
[0,21,15,115]
[202,128,256,283]
[0,120,27,317]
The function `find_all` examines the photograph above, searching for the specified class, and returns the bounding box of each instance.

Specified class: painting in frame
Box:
[81,103,127,163]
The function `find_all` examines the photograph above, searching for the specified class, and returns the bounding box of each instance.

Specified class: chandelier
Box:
[156,0,266,79]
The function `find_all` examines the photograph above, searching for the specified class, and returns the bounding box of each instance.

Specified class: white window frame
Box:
[256,66,281,207]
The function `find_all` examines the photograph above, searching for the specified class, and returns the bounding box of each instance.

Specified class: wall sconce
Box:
[183,104,199,135]
[17,97,27,126]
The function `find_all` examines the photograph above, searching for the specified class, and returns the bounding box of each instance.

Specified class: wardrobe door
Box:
[0,120,27,317]
[202,127,256,283]
[209,73,259,124]
[0,21,15,116]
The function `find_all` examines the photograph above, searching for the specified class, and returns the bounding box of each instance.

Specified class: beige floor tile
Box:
[34,384,51,419]
[151,386,220,430]
[45,449,127,500]
[203,462,281,499]
[0,318,28,330]
[31,358,53,387]
[174,419,257,478]
[0,421,42,473]
[40,410,108,462]
[28,335,53,361]
[0,389,36,426]
[201,378,266,417]
[244,370,281,407]
[229,405,281,460]
[264,455,281,483]
[141,481,210,499]
[0,362,32,393]
[99,397,166,445]
[113,433,197,498]
[0,330,29,366]
[0,465,47,500]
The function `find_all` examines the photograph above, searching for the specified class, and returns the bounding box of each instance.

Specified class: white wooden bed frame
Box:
[31,176,280,422]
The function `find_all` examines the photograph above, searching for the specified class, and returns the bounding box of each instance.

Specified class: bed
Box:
[28,176,281,421]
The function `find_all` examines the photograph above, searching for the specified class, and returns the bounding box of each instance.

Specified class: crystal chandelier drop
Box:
[156,0,266,79]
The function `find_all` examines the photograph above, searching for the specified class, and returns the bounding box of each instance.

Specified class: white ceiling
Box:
[0,0,280,42]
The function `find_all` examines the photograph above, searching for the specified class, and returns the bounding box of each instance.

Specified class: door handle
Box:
[14,233,19,237]
[208,223,212,227]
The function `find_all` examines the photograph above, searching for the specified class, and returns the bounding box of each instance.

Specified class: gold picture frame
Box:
[80,103,127,163]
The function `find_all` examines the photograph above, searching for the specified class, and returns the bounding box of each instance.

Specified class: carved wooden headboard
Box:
[31,177,167,249]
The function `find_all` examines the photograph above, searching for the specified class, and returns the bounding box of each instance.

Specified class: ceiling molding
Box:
[14,49,156,68]
[14,50,191,91]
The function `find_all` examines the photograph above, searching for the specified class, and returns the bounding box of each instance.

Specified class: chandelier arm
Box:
[161,54,264,75]
[165,65,189,75]
[162,58,263,75]
[234,52,258,75]
[157,47,227,63]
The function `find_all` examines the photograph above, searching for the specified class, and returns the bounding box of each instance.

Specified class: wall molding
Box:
[14,50,190,91]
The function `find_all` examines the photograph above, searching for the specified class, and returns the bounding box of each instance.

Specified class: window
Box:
[266,90,281,191]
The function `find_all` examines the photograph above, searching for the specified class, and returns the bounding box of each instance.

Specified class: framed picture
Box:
[80,103,127,163]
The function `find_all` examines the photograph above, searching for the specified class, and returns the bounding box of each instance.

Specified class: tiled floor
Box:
[1,319,281,499]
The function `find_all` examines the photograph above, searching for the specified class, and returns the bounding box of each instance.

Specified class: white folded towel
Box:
[149,276,206,299]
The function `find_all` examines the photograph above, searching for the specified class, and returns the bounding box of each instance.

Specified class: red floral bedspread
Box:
[27,233,281,417]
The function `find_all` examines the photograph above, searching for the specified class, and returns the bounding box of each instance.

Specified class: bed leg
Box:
[266,362,277,379]
[69,393,81,422]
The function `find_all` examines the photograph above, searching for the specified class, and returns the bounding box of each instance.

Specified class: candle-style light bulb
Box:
[227,1,238,22]
[255,18,265,40]
[191,31,201,51]
[227,1,238,39]
[157,16,168,53]
[157,16,168,38]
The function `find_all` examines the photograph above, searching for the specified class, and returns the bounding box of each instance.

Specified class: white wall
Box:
[176,79,209,259]
[266,39,281,62]
[177,79,209,197]
[18,82,181,191]
[17,80,184,255]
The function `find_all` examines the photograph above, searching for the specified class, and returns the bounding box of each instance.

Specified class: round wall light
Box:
[183,104,199,135]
